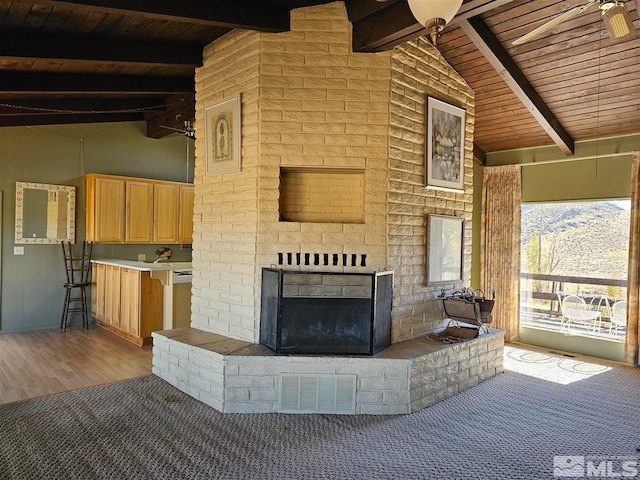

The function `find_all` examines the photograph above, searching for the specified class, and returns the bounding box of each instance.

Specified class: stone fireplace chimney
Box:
[150,2,501,416]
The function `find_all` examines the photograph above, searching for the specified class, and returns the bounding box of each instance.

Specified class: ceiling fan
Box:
[512,0,637,46]
[159,117,196,139]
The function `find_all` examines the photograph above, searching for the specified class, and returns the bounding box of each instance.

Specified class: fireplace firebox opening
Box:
[260,268,393,355]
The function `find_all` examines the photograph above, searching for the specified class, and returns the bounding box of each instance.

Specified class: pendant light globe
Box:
[407,0,463,45]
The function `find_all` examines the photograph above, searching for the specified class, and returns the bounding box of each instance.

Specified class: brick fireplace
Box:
[152,2,504,414]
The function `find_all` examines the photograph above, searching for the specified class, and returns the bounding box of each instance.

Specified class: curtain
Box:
[625,151,640,365]
[481,165,521,343]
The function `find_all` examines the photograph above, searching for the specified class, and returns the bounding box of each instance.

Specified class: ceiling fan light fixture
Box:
[407,0,463,45]
[600,2,636,41]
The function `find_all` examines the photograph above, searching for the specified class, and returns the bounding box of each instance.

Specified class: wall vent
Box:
[279,374,357,414]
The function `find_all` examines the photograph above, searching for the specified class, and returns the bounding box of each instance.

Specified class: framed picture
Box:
[427,214,464,285]
[205,93,241,175]
[425,96,465,192]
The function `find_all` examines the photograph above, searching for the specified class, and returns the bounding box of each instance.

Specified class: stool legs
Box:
[61,285,89,332]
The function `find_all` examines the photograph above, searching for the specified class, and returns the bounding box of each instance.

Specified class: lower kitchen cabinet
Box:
[91,263,163,345]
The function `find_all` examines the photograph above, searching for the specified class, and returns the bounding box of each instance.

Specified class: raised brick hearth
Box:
[152,328,504,414]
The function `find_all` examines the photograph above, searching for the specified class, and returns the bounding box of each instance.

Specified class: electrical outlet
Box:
[14,246,24,255]
[138,253,146,261]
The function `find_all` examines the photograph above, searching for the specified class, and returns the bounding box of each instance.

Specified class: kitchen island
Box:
[91,259,192,346]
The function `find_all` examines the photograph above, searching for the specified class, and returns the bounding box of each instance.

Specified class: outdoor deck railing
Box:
[520,272,627,337]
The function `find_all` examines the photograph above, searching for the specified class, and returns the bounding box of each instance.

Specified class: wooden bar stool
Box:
[61,241,93,331]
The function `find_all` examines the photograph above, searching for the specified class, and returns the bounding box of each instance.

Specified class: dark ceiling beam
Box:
[351,0,420,52]
[0,71,193,94]
[0,33,202,67]
[473,143,486,166]
[345,0,403,23]
[460,16,574,156]
[12,0,290,32]
[145,94,195,139]
[0,97,168,116]
[351,0,518,52]
[0,112,143,127]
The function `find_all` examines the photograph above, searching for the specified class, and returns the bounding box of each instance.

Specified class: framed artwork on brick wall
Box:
[427,214,463,285]
[425,96,465,192]
[205,93,241,176]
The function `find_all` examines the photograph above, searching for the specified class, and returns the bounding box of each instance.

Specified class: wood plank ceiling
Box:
[0,0,638,159]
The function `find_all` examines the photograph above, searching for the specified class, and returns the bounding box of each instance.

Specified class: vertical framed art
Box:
[426,96,465,192]
[426,214,464,285]
[205,93,241,175]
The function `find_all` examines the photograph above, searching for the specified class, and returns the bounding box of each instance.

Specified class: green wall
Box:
[0,122,195,333]
[520,156,631,203]
[486,134,638,202]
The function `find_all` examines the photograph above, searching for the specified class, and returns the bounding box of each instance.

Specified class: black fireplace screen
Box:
[260,268,393,355]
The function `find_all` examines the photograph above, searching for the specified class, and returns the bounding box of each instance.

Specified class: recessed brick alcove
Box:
[152,328,504,414]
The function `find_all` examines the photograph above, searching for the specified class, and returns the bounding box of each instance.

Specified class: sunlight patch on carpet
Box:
[504,345,612,384]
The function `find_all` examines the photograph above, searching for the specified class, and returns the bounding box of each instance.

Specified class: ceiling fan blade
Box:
[159,124,185,133]
[512,0,597,46]
[159,124,196,139]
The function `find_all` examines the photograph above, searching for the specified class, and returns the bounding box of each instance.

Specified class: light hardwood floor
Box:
[0,326,152,405]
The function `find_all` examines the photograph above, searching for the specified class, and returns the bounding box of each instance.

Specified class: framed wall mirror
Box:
[15,181,76,244]
[427,214,463,285]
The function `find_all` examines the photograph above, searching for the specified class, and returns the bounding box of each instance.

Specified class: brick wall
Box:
[192,30,261,341]
[388,39,475,342]
[192,2,475,345]
[155,1,495,417]
[153,328,504,414]
[255,2,390,275]
[192,2,391,343]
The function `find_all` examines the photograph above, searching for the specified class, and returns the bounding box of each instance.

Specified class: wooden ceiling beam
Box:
[0,33,202,67]
[11,0,290,32]
[0,112,142,127]
[345,0,403,23]
[459,16,575,156]
[351,0,519,52]
[0,71,193,94]
[473,143,486,166]
[145,95,195,139]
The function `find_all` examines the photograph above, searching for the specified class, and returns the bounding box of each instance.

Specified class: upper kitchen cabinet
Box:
[85,173,193,244]
[126,180,154,243]
[153,183,179,244]
[178,185,194,244]
[86,175,126,243]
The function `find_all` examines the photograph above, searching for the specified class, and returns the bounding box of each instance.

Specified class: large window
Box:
[520,200,629,341]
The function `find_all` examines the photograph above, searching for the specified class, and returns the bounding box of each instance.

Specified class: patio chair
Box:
[557,293,601,332]
[609,300,627,336]
[587,294,611,333]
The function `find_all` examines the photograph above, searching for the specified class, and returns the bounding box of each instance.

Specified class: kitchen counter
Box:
[91,259,192,272]
[91,259,192,337]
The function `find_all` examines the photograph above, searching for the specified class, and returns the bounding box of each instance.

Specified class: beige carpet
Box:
[1,346,639,479]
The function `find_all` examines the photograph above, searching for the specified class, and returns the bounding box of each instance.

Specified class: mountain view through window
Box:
[520,200,630,341]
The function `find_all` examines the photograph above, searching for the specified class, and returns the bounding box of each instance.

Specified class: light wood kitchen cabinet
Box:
[85,173,193,244]
[90,263,101,319]
[178,185,194,244]
[86,175,125,243]
[153,183,179,243]
[126,180,154,243]
[119,268,141,337]
[92,263,163,346]
[103,264,121,327]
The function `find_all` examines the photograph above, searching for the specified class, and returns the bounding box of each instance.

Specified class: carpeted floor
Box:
[1,346,639,480]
